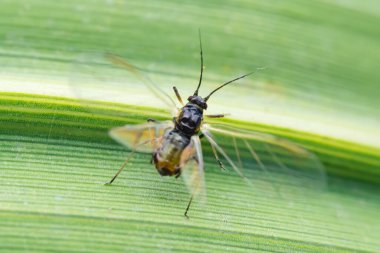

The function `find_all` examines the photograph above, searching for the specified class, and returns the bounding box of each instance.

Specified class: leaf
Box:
[0,92,379,253]
[1,0,380,252]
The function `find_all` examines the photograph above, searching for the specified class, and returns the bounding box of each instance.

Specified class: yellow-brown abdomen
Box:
[153,130,190,176]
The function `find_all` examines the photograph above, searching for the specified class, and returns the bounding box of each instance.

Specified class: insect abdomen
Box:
[153,130,190,176]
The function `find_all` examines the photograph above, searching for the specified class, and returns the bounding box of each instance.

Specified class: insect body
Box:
[153,97,205,177]
[104,32,325,218]
[153,129,191,177]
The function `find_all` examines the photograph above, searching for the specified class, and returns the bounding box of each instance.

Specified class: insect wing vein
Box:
[202,124,326,194]
[109,121,173,153]
[180,135,206,203]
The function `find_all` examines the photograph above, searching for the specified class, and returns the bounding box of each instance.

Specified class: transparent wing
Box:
[180,135,206,202]
[109,121,174,153]
[201,124,326,198]
[104,53,179,116]
[68,52,178,118]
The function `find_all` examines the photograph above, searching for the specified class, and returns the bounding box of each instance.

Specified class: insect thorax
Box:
[175,103,204,136]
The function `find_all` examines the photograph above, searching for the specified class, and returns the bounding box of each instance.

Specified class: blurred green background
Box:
[0,0,379,252]
[1,0,379,146]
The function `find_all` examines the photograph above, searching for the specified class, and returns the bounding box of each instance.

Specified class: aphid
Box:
[104,31,325,218]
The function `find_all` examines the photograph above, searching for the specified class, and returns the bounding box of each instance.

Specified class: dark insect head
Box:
[187,95,207,110]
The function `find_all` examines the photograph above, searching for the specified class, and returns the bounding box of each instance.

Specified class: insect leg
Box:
[184,194,194,218]
[147,118,160,123]
[105,150,137,185]
[210,142,225,170]
[199,133,224,170]
[173,86,184,106]
[202,129,251,186]
[233,137,243,169]
[105,138,158,185]
[205,114,226,118]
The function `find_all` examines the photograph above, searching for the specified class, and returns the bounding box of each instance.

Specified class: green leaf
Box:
[1,92,379,253]
[1,0,380,252]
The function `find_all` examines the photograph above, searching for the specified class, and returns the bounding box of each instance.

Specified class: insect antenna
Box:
[193,29,204,96]
[204,68,265,102]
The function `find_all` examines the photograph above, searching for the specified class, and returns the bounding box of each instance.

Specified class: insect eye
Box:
[188,96,193,101]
